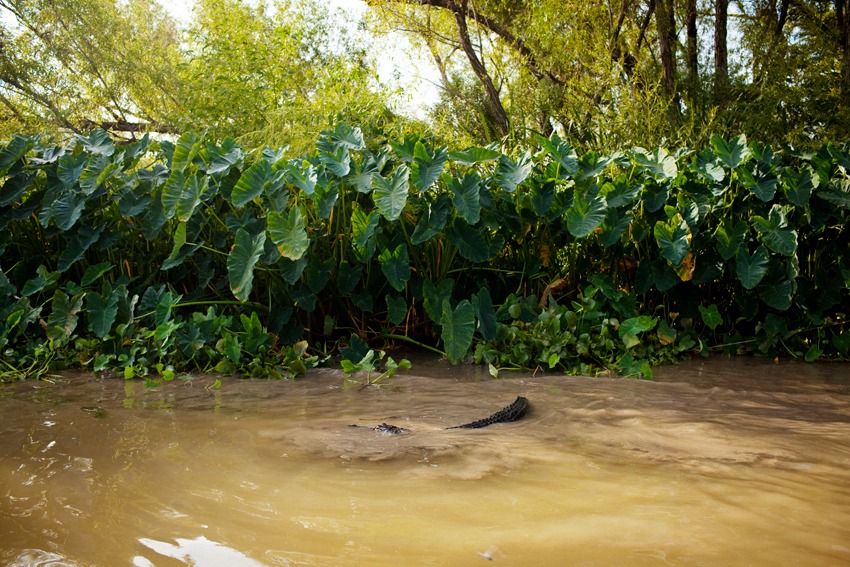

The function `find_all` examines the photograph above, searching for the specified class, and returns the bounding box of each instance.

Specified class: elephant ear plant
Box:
[0,127,848,382]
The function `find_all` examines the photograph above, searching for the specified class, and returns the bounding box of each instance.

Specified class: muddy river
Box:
[1,357,849,566]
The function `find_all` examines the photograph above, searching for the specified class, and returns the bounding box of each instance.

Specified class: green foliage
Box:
[0,128,848,383]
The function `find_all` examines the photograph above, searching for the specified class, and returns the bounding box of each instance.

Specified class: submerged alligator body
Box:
[351,396,529,435]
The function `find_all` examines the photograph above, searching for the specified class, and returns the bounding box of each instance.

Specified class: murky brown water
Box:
[1,357,849,567]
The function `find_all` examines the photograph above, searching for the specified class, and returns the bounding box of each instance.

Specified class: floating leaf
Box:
[268,206,310,260]
[227,228,266,302]
[372,165,410,221]
[440,299,475,364]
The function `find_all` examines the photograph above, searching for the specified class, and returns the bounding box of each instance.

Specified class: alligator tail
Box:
[446,396,529,430]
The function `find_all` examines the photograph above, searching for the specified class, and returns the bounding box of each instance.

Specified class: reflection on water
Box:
[1,357,849,566]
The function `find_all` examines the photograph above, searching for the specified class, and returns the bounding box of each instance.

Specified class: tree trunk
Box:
[837,0,850,103]
[654,0,680,121]
[714,0,729,105]
[686,0,698,95]
[450,0,510,137]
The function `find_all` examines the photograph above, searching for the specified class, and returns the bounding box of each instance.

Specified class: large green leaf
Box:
[87,287,120,338]
[46,289,84,343]
[232,160,285,208]
[170,132,199,173]
[351,207,380,262]
[654,214,691,267]
[161,170,185,218]
[76,129,114,157]
[268,206,310,260]
[411,194,450,245]
[227,228,266,302]
[752,205,797,256]
[537,134,578,176]
[79,155,119,195]
[737,164,777,202]
[712,134,750,169]
[472,287,497,341]
[576,151,613,182]
[448,146,501,166]
[698,304,723,330]
[378,244,411,292]
[494,151,532,192]
[285,162,317,195]
[600,176,640,208]
[447,220,489,262]
[318,145,351,177]
[162,222,203,270]
[695,148,726,182]
[58,225,103,273]
[633,147,677,179]
[440,299,475,364]
[312,182,338,219]
[423,279,454,323]
[566,190,607,237]
[780,168,814,207]
[321,123,365,151]
[176,175,207,222]
[449,171,481,224]
[759,277,794,311]
[52,188,87,230]
[736,246,769,289]
[412,142,448,192]
[372,165,410,221]
[0,135,33,172]
[600,207,632,247]
[714,220,748,260]
[386,295,407,325]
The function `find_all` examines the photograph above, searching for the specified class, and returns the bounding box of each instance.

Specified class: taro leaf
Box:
[423,279,454,323]
[155,290,182,325]
[322,123,365,151]
[319,145,351,178]
[79,156,118,195]
[373,165,410,221]
[412,142,448,192]
[654,214,691,267]
[227,228,266,302]
[81,262,113,287]
[285,162,317,195]
[752,205,797,256]
[412,194,450,244]
[759,277,793,311]
[696,148,725,182]
[46,290,85,343]
[205,141,243,175]
[58,225,103,272]
[472,287,497,341]
[0,172,34,207]
[22,265,59,296]
[280,255,308,285]
[600,207,633,247]
[176,175,207,222]
[711,134,750,169]
[495,151,533,192]
[161,170,185,218]
[537,134,578,176]
[601,176,640,208]
[232,160,284,208]
[450,170,481,224]
[576,151,613,181]
[642,183,669,213]
[378,244,411,292]
[389,134,419,163]
[312,182,338,219]
[633,147,677,179]
[162,222,203,270]
[305,258,334,294]
[268,206,309,260]
[780,168,814,207]
[738,163,777,202]
[351,207,380,248]
[714,220,748,260]
[337,261,363,295]
[735,246,769,289]
[698,304,723,330]
[52,188,87,231]
[566,190,607,237]
[290,284,317,312]
[448,146,501,166]
[386,295,407,325]
[170,132,199,173]
[440,299,475,364]
[76,129,114,157]
[87,287,120,338]
[619,315,658,337]
[531,181,555,216]
[351,290,374,313]
[447,220,489,262]
[817,183,850,209]
[341,334,370,363]
[0,135,33,172]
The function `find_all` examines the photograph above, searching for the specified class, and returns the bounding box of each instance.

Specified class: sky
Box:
[156,0,441,118]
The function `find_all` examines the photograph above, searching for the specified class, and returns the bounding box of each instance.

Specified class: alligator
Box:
[350,396,529,435]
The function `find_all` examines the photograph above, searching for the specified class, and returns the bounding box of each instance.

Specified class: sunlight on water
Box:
[1,357,849,566]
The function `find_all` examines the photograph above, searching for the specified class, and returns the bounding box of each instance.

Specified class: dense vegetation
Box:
[1,127,848,381]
